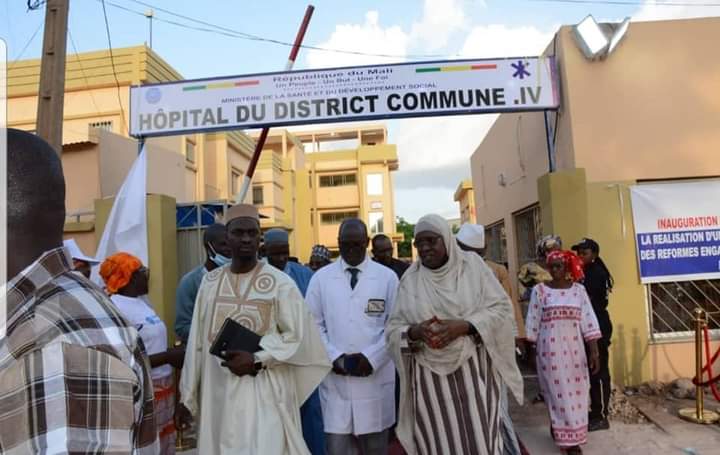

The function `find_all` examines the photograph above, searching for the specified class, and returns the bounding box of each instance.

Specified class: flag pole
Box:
[234,4,315,204]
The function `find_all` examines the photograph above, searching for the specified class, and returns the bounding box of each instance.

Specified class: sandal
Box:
[564,446,583,455]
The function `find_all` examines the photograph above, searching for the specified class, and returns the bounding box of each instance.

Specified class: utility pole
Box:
[36,0,70,156]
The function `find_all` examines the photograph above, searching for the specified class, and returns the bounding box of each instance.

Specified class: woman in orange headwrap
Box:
[100,253,184,455]
[524,251,600,455]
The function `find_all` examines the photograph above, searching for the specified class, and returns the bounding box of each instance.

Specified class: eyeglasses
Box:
[413,235,442,248]
[339,241,367,249]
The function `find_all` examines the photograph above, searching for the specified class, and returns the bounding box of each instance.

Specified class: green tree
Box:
[396,216,415,259]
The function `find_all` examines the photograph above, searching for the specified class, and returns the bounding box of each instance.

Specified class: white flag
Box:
[92,146,148,283]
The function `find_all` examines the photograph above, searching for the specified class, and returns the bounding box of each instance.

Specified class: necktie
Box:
[348,267,360,290]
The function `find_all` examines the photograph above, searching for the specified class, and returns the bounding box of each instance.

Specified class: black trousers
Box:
[589,336,612,421]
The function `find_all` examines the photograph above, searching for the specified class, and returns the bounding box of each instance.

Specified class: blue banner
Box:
[636,229,720,279]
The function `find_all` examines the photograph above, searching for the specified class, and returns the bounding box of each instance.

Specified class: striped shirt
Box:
[0,247,159,454]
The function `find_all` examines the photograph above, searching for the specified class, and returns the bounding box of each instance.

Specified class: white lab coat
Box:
[306,257,399,436]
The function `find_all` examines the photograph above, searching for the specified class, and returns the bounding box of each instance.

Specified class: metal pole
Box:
[234,4,315,204]
[696,308,705,418]
[138,136,145,155]
[679,308,719,424]
[145,9,154,49]
[543,110,556,173]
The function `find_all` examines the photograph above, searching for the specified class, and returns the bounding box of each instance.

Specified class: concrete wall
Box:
[62,227,97,259]
[63,143,102,214]
[8,85,130,145]
[557,19,720,183]
[538,171,651,386]
[471,112,553,287]
[316,183,360,209]
[470,17,720,385]
[649,339,720,383]
[585,179,651,386]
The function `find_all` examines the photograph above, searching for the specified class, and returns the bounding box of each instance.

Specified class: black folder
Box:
[209,318,262,360]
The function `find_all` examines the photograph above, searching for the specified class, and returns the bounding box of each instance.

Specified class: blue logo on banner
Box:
[146,87,162,104]
[637,228,720,278]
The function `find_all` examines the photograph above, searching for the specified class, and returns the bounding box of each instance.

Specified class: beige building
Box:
[7,45,255,228]
[7,46,256,339]
[254,125,402,261]
[470,17,720,385]
[454,179,477,224]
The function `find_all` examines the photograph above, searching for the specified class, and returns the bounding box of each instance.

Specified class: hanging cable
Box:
[525,0,720,7]
[68,28,103,118]
[9,22,43,68]
[99,0,129,135]
[98,0,461,60]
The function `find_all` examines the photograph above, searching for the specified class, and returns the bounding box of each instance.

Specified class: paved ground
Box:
[512,375,720,454]
[178,375,720,454]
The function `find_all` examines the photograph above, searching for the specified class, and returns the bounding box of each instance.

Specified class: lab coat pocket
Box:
[363,312,386,328]
[353,397,384,435]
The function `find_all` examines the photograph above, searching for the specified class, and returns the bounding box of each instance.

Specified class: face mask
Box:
[208,244,231,267]
[212,254,232,267]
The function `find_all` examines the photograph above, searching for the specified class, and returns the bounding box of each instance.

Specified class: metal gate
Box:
[176,201,233,280]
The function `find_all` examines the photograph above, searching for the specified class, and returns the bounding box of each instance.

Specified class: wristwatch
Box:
[253,354,265,372]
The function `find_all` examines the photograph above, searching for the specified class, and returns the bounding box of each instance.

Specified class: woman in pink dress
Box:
[525,250,601,455]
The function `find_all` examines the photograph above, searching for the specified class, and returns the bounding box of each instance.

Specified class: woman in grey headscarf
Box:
[386,214,523,455]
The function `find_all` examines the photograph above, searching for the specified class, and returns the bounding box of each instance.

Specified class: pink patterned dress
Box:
[525,283,602,448]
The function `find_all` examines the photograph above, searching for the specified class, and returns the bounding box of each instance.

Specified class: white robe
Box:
[386,214,523,455]
[180,263,331,455]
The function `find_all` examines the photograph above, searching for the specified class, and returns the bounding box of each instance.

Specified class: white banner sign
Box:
[130,57,559,137]
[630,181,720,283]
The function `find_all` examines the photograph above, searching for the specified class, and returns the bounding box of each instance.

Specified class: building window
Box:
[231,169,242,195]
[513,205,542,267]
[649,280,720,339]
[485,221,508,265]
[321,211,358,225]
[319,173,356,187]
[253,186,264,205]
[89,121,113,132]
[369,212,384,235]
[367,174,383,196]
[185,139,196,164]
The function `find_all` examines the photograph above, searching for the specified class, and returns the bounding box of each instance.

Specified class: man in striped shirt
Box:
[0,129,159,454]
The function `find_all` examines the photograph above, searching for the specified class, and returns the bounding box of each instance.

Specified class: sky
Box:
[2,0,719,222]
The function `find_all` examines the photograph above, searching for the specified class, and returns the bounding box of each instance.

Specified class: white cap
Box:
[63,239,100,265]
[456,223,485,249]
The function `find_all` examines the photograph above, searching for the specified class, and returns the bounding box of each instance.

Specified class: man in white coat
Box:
[306,218,399,455]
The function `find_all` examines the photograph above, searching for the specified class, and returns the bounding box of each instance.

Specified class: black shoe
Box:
[588,418,610,432]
